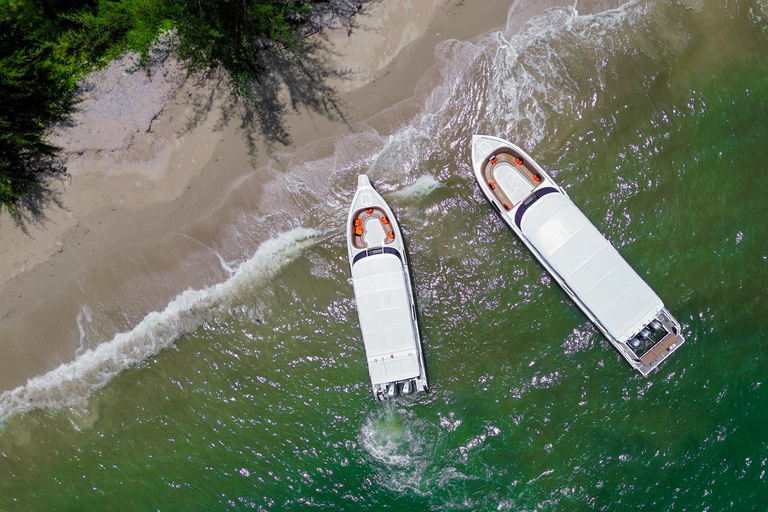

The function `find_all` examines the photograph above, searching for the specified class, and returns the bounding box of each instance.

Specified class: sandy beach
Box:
[0,0,513,395]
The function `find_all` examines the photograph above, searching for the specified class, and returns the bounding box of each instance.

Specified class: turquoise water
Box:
[3,0,768,509]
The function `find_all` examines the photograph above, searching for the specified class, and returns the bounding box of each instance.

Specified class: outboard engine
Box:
[401,380,413,396]
[650,319,663,331]
[639,328,652,339]
[386,383,398,399]
[628,337,642,349]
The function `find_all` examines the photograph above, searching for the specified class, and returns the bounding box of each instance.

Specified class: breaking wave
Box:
[0,227,321,422]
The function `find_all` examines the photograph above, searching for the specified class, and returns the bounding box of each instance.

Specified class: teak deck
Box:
[352,207,396,249]
[483,151,541,209]
[641,333,679,366]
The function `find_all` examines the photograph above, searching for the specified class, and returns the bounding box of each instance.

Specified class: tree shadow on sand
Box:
[9,1,379,228]
[7,160,68,234]
[181,1,378,159]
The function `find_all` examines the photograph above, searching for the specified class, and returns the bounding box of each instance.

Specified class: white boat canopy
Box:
[351,253,420,385]
[521,193,663,341]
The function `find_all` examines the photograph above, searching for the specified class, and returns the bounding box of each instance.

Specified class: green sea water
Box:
[3,0,768,509]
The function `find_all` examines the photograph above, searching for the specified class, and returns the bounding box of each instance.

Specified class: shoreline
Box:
[0,0,513,397]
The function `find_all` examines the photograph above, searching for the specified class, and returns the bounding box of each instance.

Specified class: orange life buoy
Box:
[533,174,541,183]
[354,218,362,226]
[355,227,364,236]
[387,231,394,240]
[381,217,389,225]
[503,203,512,210]
[490,157,499,165]
[489,181,496,190]
[515,158,523,165]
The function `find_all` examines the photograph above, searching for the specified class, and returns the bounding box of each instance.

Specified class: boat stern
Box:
[373,375,428,401]
[623,309,686,376]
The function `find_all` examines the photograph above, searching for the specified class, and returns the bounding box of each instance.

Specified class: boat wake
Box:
[359,406,508,507]
[359,406,438,493]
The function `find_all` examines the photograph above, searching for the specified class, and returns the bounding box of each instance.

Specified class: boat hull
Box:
[471,135,685,376]
[346,175,428,399]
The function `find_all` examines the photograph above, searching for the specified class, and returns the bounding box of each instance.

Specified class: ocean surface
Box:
[3,0,768,509]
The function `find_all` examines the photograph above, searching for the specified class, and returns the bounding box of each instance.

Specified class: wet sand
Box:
[0,0,513,393]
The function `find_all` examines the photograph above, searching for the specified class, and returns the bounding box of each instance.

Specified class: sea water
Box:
[2,0,768,509]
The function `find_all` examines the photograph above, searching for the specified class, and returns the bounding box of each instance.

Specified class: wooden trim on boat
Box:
[352,207,396,249]
[483,150,542,210]
[641,332,679,366]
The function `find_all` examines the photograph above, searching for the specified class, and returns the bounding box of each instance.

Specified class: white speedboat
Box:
[347,175,428,399]
[471,135,685,376]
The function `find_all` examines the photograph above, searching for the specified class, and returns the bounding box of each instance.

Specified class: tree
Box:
[0,1,83,214]
[0,0,369,216]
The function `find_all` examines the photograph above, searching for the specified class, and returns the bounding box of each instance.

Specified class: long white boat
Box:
[471,135,685,376]
[347,175,428,399]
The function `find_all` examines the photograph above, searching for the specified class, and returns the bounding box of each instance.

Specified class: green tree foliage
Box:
[0,0,87,214]
[171,0,313,91]
[0,0,363,215]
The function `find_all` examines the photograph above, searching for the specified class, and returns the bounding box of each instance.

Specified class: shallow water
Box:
[3,0,768,509]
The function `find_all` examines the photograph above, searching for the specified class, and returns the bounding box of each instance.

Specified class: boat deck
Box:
[483,150,542,210]
[352,207,396,249]
[641,332,680,366]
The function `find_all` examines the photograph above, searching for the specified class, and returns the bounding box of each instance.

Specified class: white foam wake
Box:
[359,406,435,494]
[0,227,321,423]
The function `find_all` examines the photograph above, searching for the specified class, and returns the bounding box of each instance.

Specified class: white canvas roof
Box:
[351,253,420,384]
[521,194,663,341]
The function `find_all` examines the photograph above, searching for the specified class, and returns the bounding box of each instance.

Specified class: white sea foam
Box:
[214,250,236,275]
[562,324,598,356]
[457,423,502,462]
[75,304,93,357]
[487,1,644,148]
[389,175,446,201]
[358,406,439,496]
[358,406,481,501]
[0,227,321,423]
[359,408,424,468]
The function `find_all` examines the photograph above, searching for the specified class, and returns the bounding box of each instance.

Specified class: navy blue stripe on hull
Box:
[352,246,402,266]
[514,187,559,229]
